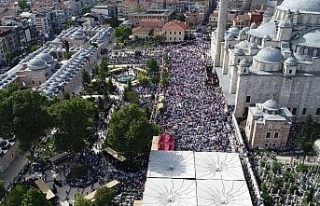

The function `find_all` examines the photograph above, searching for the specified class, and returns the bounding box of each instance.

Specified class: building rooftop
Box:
[162,21,187,30]
[277,0,320,13]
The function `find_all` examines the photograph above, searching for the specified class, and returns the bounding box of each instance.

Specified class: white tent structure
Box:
[142,178,197,206]
[197,179,253,206]
[147,150,195,179]
[194,152,245,180]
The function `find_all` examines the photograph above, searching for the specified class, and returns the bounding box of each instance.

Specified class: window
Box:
[302,108,307,115]
[266,132,271,138]
[292,108,297,115]
[289,69,292,74]
[246,96,251,103]
[272,143,276,147]
[274,132,279,138]
[174,31,176,35]
[264,143,269,147]
[179,31,181,35]
[316,108,320,115]
[32,80,35,84]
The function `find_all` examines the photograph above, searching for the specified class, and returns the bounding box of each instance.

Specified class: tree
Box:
[0,180,6,200]
[298,115,315,162]
[4,184,27,206]
[82,6,91,14]
[0,83,19,138]
[146,57,159,73]
[18,0,28,10]
[105,104,155,155]
[115,26,132,41]
[22,188,50,206]
[271,161,281,174]
[4,52,12,65]
[50,98,95,152]
[175,13,186,21]
[107,78,115,94]
[74,194,93,206]
[82,70,91,86]
[94,187,114,206]
[11,90,51,154]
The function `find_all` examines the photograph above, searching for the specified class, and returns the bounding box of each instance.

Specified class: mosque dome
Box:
[71,30,85,40]
[263,34,271,41]
[240,58,251,67]
[0,138,9,149]
[279,19,293,28]
[277,0,320,13]
[239,27,250,35]
[292,29,320,48]
[250,22,258,29]
[254,47,283,63]
[36,53,54,64]
[264,7,273,16]
[250,42,258,49]
[29,58,48,70]
[227,27,240,37]
[234,47,244,56]
[284,56,298,65]
[225,33,234,41]
[263,100,280,111]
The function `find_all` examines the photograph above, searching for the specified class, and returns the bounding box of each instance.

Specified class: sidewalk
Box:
[0,154,27,188]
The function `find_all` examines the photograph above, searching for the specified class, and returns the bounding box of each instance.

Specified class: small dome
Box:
[227,27,240,37]
[264,7,273,16]
[284,56,298,65]
[279,19,293,28]
[240,58,251,67]
[263,100,280,111]
[254,47,283,63]
[250,22,258,29]
[36,53,54,64]
[29,58,48,70]
[250,42,258,49]
[0,138,9,149]
[240,27,250,35]
[71,30,85,40]
[234,47,244,56]
[263,34,271,41]
[225,33,234,41]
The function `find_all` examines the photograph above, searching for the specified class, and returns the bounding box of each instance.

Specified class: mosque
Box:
[211,0,320,123]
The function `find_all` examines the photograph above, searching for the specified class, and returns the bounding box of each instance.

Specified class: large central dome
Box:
[277,0,320,13]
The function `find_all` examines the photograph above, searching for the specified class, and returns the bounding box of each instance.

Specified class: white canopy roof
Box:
[195,152,245,181]
[147,150,195,179]
[142,178,197,206]
[197,180,253,206]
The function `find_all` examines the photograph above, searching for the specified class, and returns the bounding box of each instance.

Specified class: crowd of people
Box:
[156,40,233,152]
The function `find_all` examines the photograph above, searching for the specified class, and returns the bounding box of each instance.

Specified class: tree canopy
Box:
[74,194,93,206]
[146,57,159,73]
[298,115,315,160]
[0,180,6,200]
[105,104,156,155]
[94,187,114,206]
[3,184,27,206]
[21,188,50,206]
[49,98,95,152]
[11,89,51,153]
[175,13,186,21]
[18,0,28,10]
[115,26,132,41]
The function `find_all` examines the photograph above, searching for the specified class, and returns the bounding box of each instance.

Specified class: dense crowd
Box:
[156,41,233,152]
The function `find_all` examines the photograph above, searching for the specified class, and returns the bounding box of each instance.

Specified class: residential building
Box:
[245,100,292,149]
[0,27,21,62]
[129,9,175,28]
[92,4,118,19]
[162,21,186,42]
[211,0,320,123]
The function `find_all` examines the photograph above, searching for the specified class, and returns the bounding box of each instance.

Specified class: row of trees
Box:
[0,83,95,156]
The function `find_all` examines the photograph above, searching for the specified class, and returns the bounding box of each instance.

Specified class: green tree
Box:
[18,0,28,10]
[74,194,93,206]
[50,98,95,152]
[82,70,91,86]
[146,57,159,73]
[104,18,120,28]
[22,188,50,206]
[105,104,155,155]
[175,13,186,21]
[0,83,19,138]
[11,90,51,154]
[107,78,115,94]
[4,184,27,206]
[0,180,6,200]
[271,161,281,174]
[298,115,315,162]
[94,187,114,206]
[4,52,12,65]
[115,26,132,41]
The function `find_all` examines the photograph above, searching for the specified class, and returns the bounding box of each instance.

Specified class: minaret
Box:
[214,0,228,67]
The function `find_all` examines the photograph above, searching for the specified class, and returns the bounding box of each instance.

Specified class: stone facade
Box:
[212,0,320,123]
[0,137,19,174]
[245,100,292,149]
